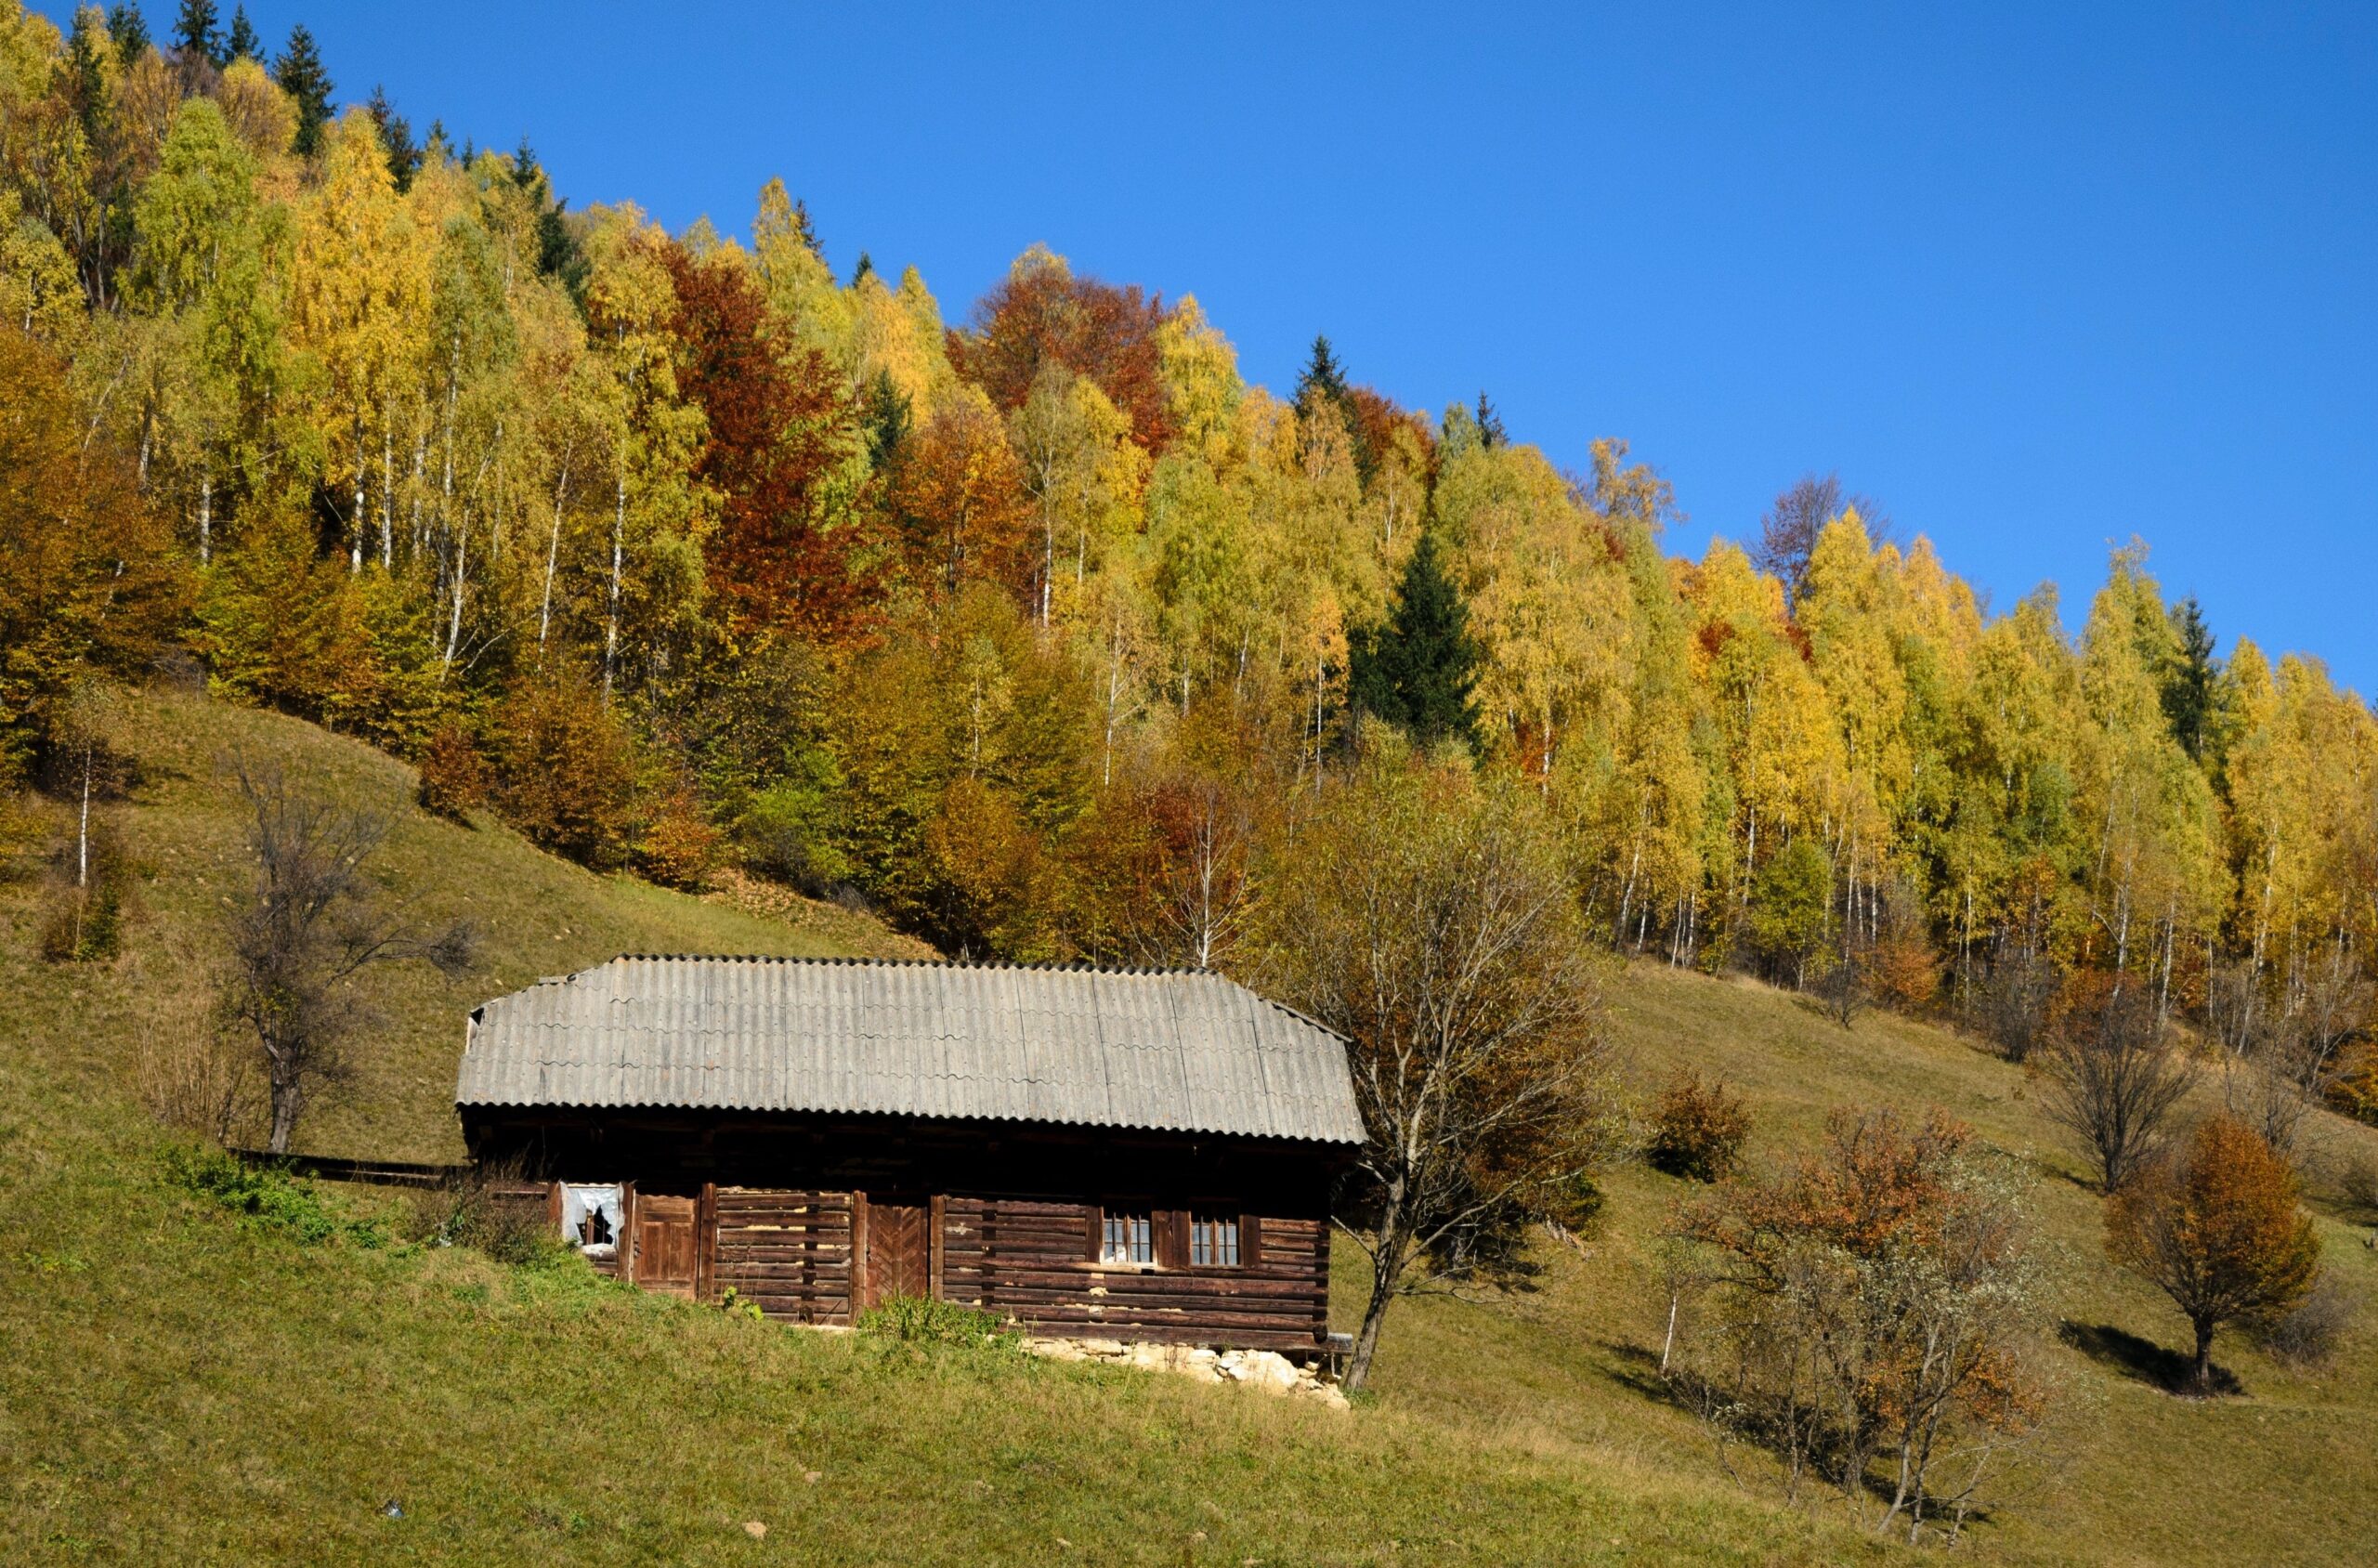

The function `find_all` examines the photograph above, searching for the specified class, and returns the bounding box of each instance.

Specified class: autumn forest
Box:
[7,0,2377,1124]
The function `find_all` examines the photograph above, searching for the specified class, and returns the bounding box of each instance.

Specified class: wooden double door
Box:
[861,1195,934,1309]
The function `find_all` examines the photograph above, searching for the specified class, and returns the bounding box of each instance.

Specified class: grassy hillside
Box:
[3,685,924,1162]
[4,686,2375,1563]
[0,689,1876,1565]
[1353,964,2378,1567]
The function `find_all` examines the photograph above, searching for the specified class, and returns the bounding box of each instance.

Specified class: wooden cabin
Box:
[455,955,1365,1355]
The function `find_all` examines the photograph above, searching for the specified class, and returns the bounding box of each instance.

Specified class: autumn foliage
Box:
[0,327,188,784]
[663,241,877,643]
[1646,1071,1752,1182]
[947,247,1173,451]
[2107,1116,2323,1392]
[7,9,2378,1116]
[1666,1108,2050,1539]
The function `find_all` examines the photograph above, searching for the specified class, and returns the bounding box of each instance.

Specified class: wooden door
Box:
[633,1193,700,1299]
[863,1197,931,1308]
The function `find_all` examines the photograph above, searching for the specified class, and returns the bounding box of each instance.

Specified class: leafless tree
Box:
[223,760,473,1153]
[2216,955,2369,1164]
[1121,775,1257,971]
[2038,986,2196,1192]
[1751,472,1891,604]
[1972,951,2059,1064]
[1258,749,1625,1392]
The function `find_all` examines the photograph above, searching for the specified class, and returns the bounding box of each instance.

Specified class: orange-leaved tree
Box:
[2107,1115,2322,1393]
[1665,1107,2051,1540]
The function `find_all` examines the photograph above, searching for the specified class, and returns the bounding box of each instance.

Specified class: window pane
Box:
[1103,1210,1155,1264]
[1189,1214,1240,1267]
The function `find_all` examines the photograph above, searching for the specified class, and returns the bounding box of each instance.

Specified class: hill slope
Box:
[1358,963,2378,1566]
[4,688,2375,1563]
[0,690,1876,1565]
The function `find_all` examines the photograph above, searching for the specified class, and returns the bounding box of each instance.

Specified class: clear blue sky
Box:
[59,2,2378,689]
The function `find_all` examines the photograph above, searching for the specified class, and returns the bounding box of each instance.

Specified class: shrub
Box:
[1865,929,1942,1013]
[2340,1152,2378,1215]
[163,1145,389,1248]
[738,765,853,894]
[36,814,133,962]
[1647,1071,1752,1182]
[38,873,125,960]
[2254,1277,2356,1370]
[856,1295,1018,1350]
[1662,1108,2050,1539]
[136,1026,258,1146]
[406,1160,558,1266]
[636,785,722,890]
[415,723,491,821]
[2330,1041,2378,1126]
[2040,977,2195,1192]
[487,671,637,867]
[2107,1116,2323,1393]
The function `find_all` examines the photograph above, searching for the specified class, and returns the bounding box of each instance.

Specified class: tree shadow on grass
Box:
[2060,1320,2241,1396]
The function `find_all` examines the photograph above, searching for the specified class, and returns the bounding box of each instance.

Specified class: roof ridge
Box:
[604,951,1216,976]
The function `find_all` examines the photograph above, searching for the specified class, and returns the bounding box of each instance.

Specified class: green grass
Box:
[4,686,2375,1562]
[7,685,905,1162]
[1344,964,2378,1567]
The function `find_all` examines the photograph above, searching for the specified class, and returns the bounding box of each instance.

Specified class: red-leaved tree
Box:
[664,243,879,643]
[947,248,1174,453]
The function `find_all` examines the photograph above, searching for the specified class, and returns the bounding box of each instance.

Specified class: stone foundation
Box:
[1022,1337,1349,1409]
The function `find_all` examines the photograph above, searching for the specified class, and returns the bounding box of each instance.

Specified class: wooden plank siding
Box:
[711,1188,854,1325]
[464,1108,1346,1353]
[941,1196,1326,1352]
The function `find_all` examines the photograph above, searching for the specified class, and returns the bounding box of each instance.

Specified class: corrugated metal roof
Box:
[455,956,1366,1145]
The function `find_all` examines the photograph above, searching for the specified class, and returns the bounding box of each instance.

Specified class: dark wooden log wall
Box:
[465,1108,1344,1351]
[942,1196,1327,1351]
[711,1187,854,1324]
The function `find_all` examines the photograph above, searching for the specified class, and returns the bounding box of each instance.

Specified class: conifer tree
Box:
[172,0,223,66]
[1295,333,1349,418]
[273,24,333,155]
[106,3,150,60]
[365,85,419,191]
[1476,390,1507,449]
[2162,595,2218,762]
[1349,530,1482,751]
[862,369,912,472]
[850,251,875,286]
[223,4,259,61]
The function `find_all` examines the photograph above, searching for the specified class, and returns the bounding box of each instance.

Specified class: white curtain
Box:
[562,1184,623,1255]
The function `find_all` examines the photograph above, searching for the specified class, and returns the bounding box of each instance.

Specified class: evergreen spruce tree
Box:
[862,369,912,472]
[105,3,150,60]
[792,198,822,258]
[172,0,223,66]
[1295,333,1350,420]
[366,85,420,191]
[2162,595,2219,761]
[223,4,259,61]
[850,251,876,286]
[1348,530,1481,751]
[1476,390,1507,449]
[65,9,110,137]
[273,24,334,156]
